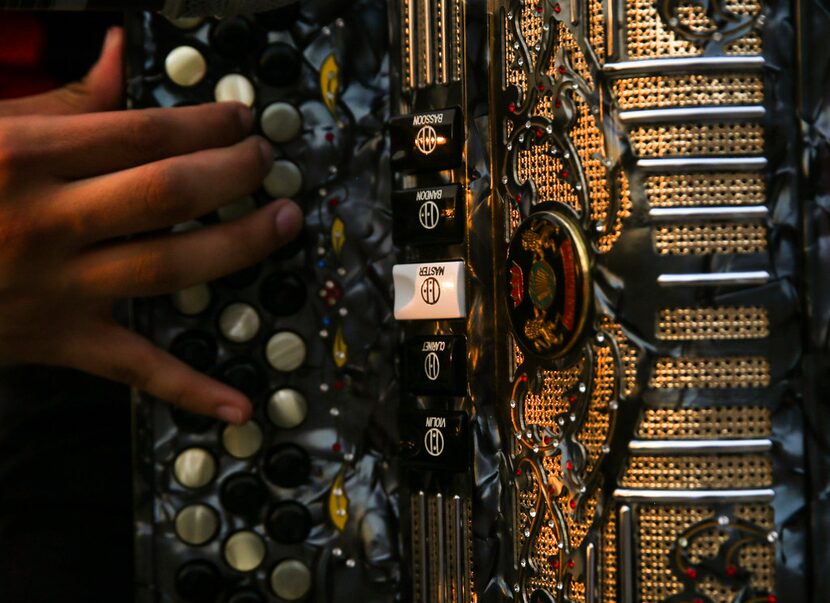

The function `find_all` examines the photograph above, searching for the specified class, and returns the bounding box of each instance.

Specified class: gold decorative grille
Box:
[523,362,584,426]
[602,318,640,397]
[628,123,764,157]
[657,307,770,340]
[565,490,600,550]
[620,454,773,489]
[571,94,632,253]
[577,344,614,474]
[625,0,762,60]
[503,3,548,94]
[644,172,766,207]
[602,512,617,601]
[613,73,764,110]
[557,21,595,87]
[570,579,587,603]
[589,0,606,62]
[649,356,771,389]
[740,543,775,591]
[527,511,561,592]
[653,223,767,255]
[517,148,581,209]
[638,505,714,602]
[637,504,775,603]
[637,406,772,439]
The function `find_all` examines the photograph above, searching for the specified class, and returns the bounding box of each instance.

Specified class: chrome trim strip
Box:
[637,157,768,172]
[658,271,770,287]
[416,491,428,603]
[604,56,766,75]
[436,0,448,84]
[613,488,776,503]
[452,496,467,603]
[620,106,765,124]
[628,439,773,454]
[436,492,445,603]
[586,542,596,603]
[619,505,633,603]
[649,206,769,221]
[407,0,417,90]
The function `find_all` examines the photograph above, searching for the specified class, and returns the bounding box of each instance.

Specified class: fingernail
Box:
[274,201,304,239]
[215,405,244,424]
[237,105,254,132]
[258,138,274,167]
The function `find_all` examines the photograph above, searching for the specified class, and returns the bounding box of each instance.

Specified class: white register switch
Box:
[393,261,466,320]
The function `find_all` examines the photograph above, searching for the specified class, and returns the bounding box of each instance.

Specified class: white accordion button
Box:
[164,46,207,87]
[214,74,256,107]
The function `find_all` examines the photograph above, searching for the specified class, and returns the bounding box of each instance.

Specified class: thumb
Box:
[0,27,124,118]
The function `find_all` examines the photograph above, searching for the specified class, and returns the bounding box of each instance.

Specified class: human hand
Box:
[0,27,303,424]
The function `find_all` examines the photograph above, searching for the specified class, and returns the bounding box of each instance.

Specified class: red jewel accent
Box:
[323,281,344,306]
[566,460,574,471]
[536,5,543,13]
[693,599,704,603]
[558,65,566,74]
[515,468,523,476]
[553,3,561,12]
[768,596,777,603]
[328,197,339,208]
[552,560,560,569]
[567,559,575,569]
[521,375,528,382]
[516,193,522,201]
[334,380,344,391]
[535,129,543,139]
[685,568,698,580]
[561,169,569,179]
[509,102,516,113]
[568,394,576,403]
[332,442,342,452]
[537,83,545,92]
[548,485,556,494]
[726,565,737,577]
[569,499,576,509]
[325,132,335,142]
[555,98,562,108]
[543,436,552,444]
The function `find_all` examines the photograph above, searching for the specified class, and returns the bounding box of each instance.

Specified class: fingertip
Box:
[273,199,304,240]
[214,403,251,425]
[102,26,124,57]
[86,26,124,111]
[225,102,253,133]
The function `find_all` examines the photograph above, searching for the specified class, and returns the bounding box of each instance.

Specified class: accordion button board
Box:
[127,0,812,600]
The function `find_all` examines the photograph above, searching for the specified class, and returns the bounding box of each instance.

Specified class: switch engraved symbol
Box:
[424,428,444,457]
[418,201,440,230]
[421,277,441,305]
[414,125,438,155]
[424,352,441,381]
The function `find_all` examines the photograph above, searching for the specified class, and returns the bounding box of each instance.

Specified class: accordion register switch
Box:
[392,260,467,320]
[403,335,468,396]
[392,185,465,246]
[389,107,464,172]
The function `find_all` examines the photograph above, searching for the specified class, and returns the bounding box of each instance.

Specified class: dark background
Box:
[0,13,134,603]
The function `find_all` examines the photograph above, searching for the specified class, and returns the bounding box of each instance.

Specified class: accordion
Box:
[126,0,824,600]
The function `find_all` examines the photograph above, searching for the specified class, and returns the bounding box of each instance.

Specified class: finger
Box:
[66,321,252,423]
[0,27,124,118]
[65,199,303,298]
[57,136,271,245]
[9,102,254,180]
